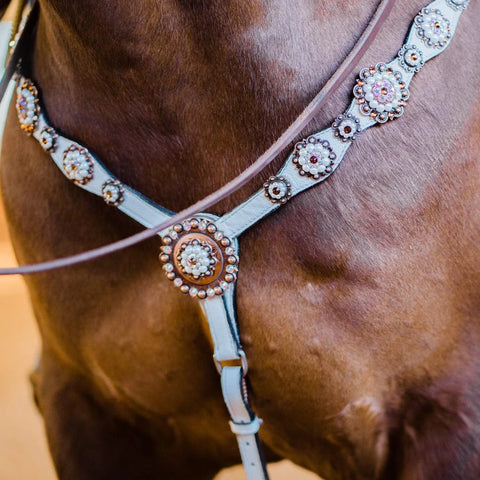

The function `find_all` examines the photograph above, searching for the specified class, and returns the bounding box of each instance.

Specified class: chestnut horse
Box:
[1,1,480,479]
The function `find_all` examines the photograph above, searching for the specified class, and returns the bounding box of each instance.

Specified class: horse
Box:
[1,0,479,479]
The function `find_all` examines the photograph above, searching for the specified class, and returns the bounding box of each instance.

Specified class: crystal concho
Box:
[159,217,239,298]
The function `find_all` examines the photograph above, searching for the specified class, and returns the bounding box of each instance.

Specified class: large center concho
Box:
[159,217,239,299]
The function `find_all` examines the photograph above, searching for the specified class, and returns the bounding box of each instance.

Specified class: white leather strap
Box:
[222,366,269,480]
[31,111,175,230]
[199,295,241,362]
[201,295,270,479]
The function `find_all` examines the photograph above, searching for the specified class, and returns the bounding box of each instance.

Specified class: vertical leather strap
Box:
[221,366,269,480]
[200,293,270,479]
[200,295,241,362]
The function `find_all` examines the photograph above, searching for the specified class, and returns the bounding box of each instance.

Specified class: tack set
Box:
[14,0,469,478]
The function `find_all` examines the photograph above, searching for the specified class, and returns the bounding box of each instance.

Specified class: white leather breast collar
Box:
[14,1,469,478]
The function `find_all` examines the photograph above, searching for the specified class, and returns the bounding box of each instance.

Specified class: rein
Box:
[0,0,395,275]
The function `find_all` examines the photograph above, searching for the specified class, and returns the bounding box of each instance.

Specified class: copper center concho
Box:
[159,218,239,299]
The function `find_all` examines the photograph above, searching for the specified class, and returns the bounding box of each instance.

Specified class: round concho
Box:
[263,176,291,204]
[353,63,409,123]
[102,179,125,206]
[398,44,424,73]
[62,145,94,185]
[446,0,469,11]
[332,114,361,142]
[39,127,58,153]
[292,136,336,180]
[16,79,39,135]
[159,218,239,298]
[415,8,451,49]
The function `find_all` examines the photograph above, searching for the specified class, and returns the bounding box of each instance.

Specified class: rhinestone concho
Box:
[263,176,292,204]
[353,63,409,123]
[160,218,239,298]
[62,145,94,185]
[415,8,451,48]
[16,79,39,135]
[292,137,337,180]
[39,127,58,153]
[398,44,425,73]
[332,114,361,142]
[102,179,125,206]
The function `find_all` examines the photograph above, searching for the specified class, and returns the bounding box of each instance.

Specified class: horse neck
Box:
[34,0,422,212]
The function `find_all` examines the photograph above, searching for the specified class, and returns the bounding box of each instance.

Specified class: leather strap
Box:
[221,367,269,480]
[200,294,241,363]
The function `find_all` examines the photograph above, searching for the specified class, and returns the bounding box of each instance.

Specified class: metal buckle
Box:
[213,349,248,377]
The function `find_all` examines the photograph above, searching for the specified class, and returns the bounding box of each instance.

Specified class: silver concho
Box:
[332,114,361,142]
[398,44,425,73]
[353,63,409,123]
[102,179,125,206]
[263,176,292,204]
[16,79,39,135]
[445,0,469,11]
[39,127,58,153]
[62,145,94,185]
[415,8,451,49]
[292,136,336,180]
[159,218,239,298]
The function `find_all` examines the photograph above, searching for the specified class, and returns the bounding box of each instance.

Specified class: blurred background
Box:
[0,4,320,479]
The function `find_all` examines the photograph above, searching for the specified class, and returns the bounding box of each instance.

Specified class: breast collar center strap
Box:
[13,0,469,478]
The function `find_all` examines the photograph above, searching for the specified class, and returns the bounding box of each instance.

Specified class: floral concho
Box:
[415,8,451,48]
[102,179,125,206]
[397,44,425,73]
[62,145,94,185]
[263,176,292,204]
[159,218,239,298]
[332,114,361,142]
[39,127,58,153]
[353,63,409,123]
[16,79,39,135]
[292,137,336,180]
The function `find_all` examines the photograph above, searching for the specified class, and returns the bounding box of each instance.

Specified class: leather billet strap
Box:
[200,294,241,362]
[222,367,269,480]
[201,295,269,480]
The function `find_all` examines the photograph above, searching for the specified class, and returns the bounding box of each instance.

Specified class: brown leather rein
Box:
[0,0,396,275]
